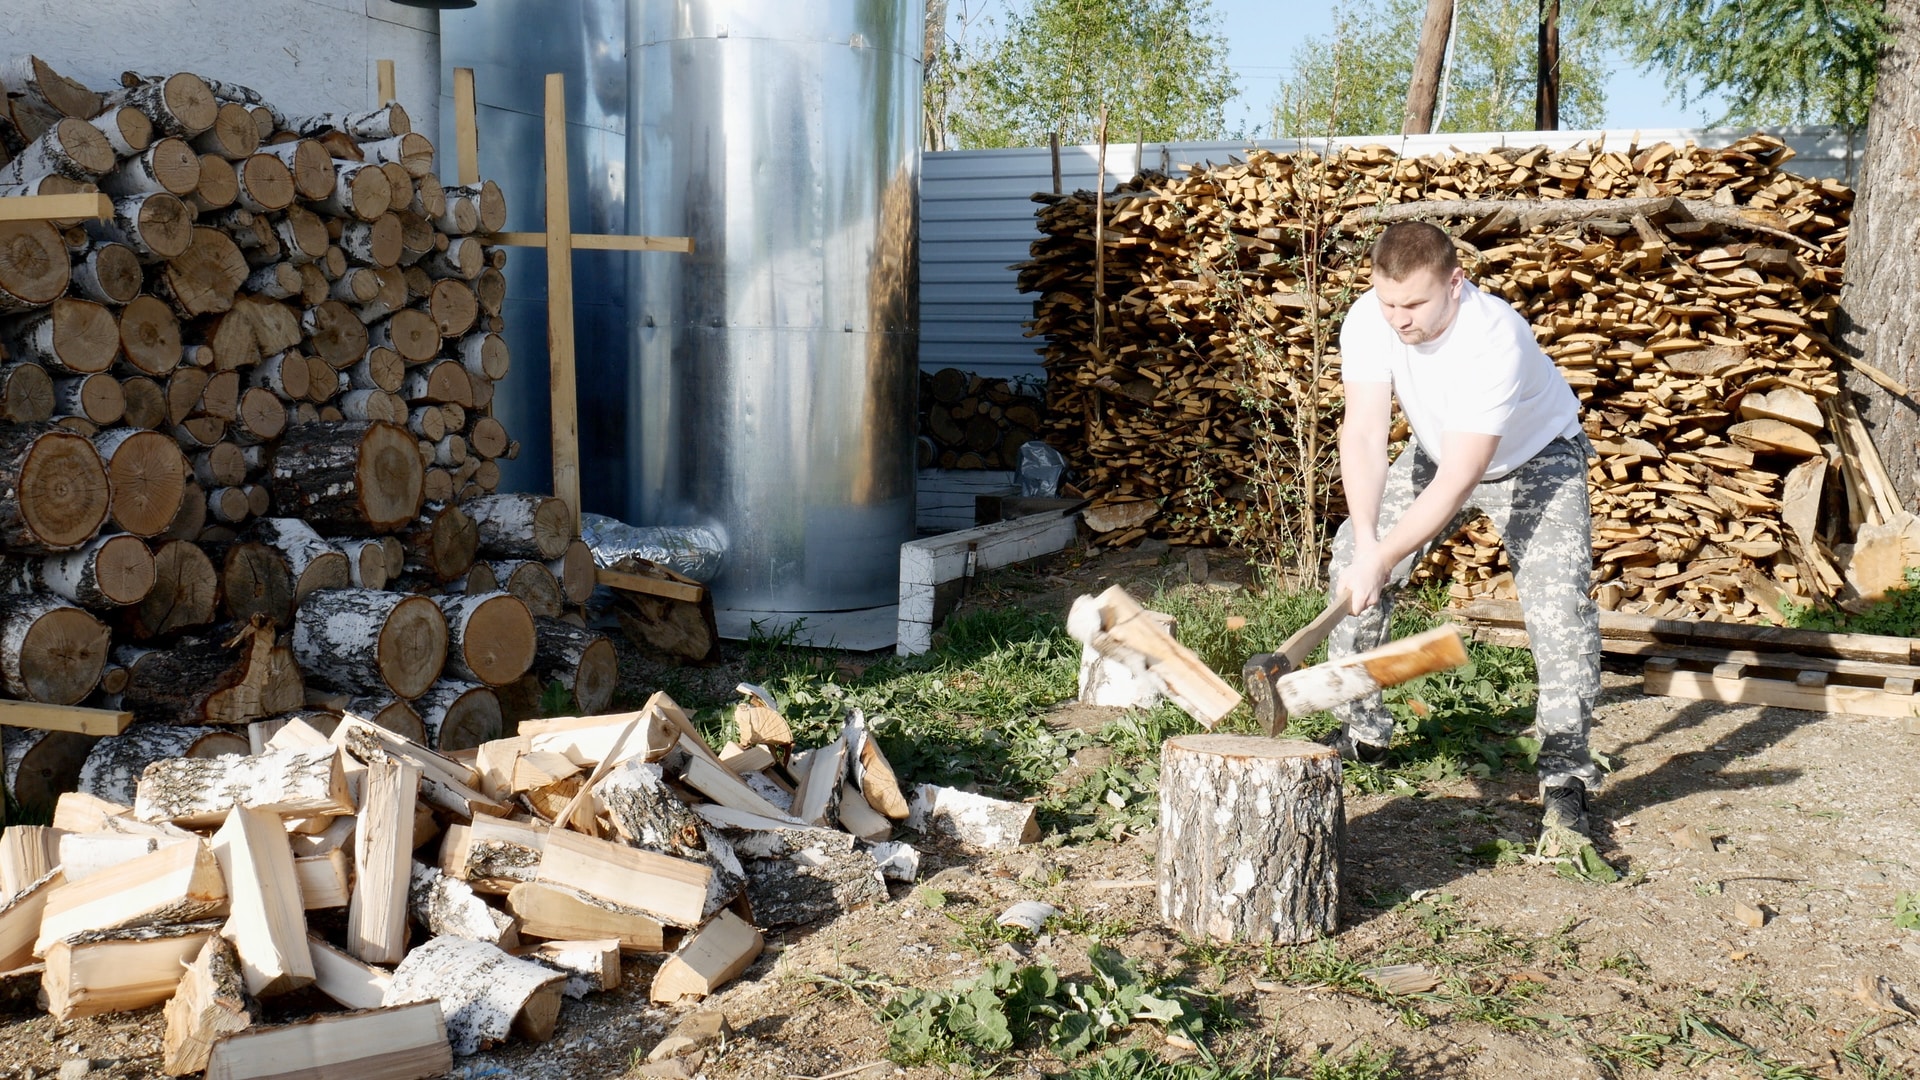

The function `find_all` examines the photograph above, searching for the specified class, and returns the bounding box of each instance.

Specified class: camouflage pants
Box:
[1327,435,1603,789]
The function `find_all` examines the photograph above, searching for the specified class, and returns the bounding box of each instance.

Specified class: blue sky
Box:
[948,0,1733,135]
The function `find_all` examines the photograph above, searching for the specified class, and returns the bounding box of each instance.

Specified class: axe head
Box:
[1241,651,1299,736]
[1246,625,1469,737]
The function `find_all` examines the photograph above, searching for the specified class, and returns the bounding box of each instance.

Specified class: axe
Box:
[1242,591,1469,736]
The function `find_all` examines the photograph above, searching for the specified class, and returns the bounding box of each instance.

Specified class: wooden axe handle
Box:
[1274,624,1469,717]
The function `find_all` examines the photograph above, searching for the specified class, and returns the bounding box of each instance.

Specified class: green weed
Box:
[1892,890,1920,930]
[1781,565,1920,637]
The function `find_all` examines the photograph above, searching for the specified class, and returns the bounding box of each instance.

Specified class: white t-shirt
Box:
[1340,279,1581,480]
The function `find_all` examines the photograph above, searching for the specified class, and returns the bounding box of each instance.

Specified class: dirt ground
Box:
[3,544,1918,1080]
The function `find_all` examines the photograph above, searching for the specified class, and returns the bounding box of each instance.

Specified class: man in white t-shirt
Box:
[1309,220,1602,840]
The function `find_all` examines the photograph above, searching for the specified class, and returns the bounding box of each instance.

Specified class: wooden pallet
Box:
[1641,655,1920,720]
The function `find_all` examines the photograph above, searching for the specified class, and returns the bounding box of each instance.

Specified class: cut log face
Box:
[530,617,617,715]
[402,501,478,581]
[93,428,189,537]
[118,294,184,375]
[121,538,219,639]
[0,362,54,422]
[0,221,70,312]
[413,680,502,753]
[435,591,536,688]
[384,935,566,1055]
[157,227,248,318]
[72,240,145,305]
[1157,735,1342,945]
[0,593,110,705]
[34,531,157,608]
[0,425,111,552]
[294,588,448,700]
[3,296,120,374]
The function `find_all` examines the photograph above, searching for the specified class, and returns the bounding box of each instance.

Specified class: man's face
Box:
[1374,266,1464,345]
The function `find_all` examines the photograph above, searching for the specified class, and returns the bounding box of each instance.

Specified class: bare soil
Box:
[3,544,1917,1080]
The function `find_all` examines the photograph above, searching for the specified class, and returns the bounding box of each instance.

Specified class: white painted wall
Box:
[4,0,440,144]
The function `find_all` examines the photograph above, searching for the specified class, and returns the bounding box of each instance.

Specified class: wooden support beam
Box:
[597,566,704,604]
[376,59,396,107]
[0,700,132,736]
[543,72,581,531]
[0,193,113,223]
[453,67,479,187]
[487,231,693,253]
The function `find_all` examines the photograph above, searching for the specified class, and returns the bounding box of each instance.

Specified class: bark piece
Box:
[75,723,248,807]
[0,592,109,705]
[294,587,448,700]
[42,920,220,1022]
[906,784,1039,849]
[204,1001,452,1080]
[384,935,565,1055]
[435,591,536,688]
[161,933,252,1076]
[650,909,762,1002]
[34,839,227,954]
[134,744,348,827]
[209,804,314,996]
[270,420,423,534]
[743,848,887,929]
[409,861,517,948]
[0,425,110,552]
[1157,734,1342,944]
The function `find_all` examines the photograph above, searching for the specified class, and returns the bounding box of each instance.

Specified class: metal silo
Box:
[629,1,921,631]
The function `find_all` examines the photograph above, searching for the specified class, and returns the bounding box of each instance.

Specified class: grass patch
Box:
[1782,565,1920,637]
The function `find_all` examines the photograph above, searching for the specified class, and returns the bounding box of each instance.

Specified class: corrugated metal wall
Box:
[919,127,1856,383]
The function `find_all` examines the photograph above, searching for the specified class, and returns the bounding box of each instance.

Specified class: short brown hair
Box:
[1371,221,1459,281]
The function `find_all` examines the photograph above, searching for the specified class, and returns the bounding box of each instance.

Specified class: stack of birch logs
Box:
[0,691,1034,1071]
[0,57,618,815]
[1018,133,1877,621]
[918,366,1046,470]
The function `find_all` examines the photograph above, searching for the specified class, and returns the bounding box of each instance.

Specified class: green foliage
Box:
[1272,0,1611,138]
[1601,0,1891,130]
[1781,566,1920,638]
[942,0,1238,148]
[536,679,573,718]
[880,950,1207,1065]
[1893,890,1920,930]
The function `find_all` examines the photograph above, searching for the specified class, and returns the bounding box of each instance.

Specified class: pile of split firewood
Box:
[0,690,1035,1073]
[0,55,648,811]
[1020,133,1890,621]
[918,367,1045,471]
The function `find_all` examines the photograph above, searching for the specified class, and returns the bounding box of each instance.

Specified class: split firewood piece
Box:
[332,715,505,820]
[0,56,102,138]
[906,784,1039,849]
[409,861,518,949]
[92,428,189,538]
[413,680,503,753]
[719,742,778,775]
[591,763,746,917]
[114,622,305,727]
[670,735,801,822]
[535,827,712,929]
[437,815,546,894]
[787,735,848,827]
[57,828,194,884]
[0,424,111,553]
[435,591,536,688]
[349,758,421,965]
[504,881,666,953]
[154,226,247,318]
[34,838,227,955]
[743,848,889,929]
[401,500,478,582]
[0,220,69,313]
[837,780,894,842]
[843,709,909,819]
[1727,418,1821,457]
[134,744,350,827]
[294,587,448,701]
[204,1000,453,1080]
[0,591,110,705]
[462,493,573,561]
[524,707,676,769]
[209,803,314,996]
[0,870,63,970]
[518,938,619,998]
[384,935,566,1055]
[295,849,350,910]
[161,932,252,1075]
[527,617,618,714]
[270,420,424,534]
[650,909,762,1003]
[75,723,248,806]
[306,934,392,1010]
[471,735,529,802]
[1068,586,1242,727]
[0,825,60,897]
[50,791,134,832]
[121,538,219,639]
[43,919,221,1022]
[513,749,584,793]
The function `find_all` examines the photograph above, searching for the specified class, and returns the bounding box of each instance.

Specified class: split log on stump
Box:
[270,421,423,534]
[529,617,617,714]
[3,727,98,816]
[0,425,111,552]
[71,240,145,305]
[650,908,762,1003]
[155,227,247,318]
[114,625,303,726]
[742,848,887,929]
[203,1001,453,1080]
[161,934,252,1076]
[135,745,350,827]
[463,493,571,561]
[121,538,219,639]
[401,500,477,581]
[294,588,448,700]
[34,838,228,955]
[42,921,220,1023]
[93,428,189,537]
[0,593,110,705]
[434,591,536,688]
[1157,735,1342,944]
[209,804,314,996]
[413,681,502,752]
[383,935,566,1055]
[409,862,518,949]
[76,723,250,807]
[0,362,53,422]
[6,532,156,608]
[0,220,70,313]
[1,297,119,374]
[503,880,665,953]
[118,293,184,375]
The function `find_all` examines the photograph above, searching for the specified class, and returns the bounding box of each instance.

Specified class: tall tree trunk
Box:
[1403,0,1455,134]
[1839,0,1920,509]
[1536,0,1560,131]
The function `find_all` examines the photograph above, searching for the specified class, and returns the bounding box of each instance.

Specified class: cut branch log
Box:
[0,592,110,705]
[269,420,423,534]
[434,591,535,688]
[294,587,448,703]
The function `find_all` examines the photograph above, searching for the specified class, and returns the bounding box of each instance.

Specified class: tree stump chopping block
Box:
[1157,735,1342,944]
